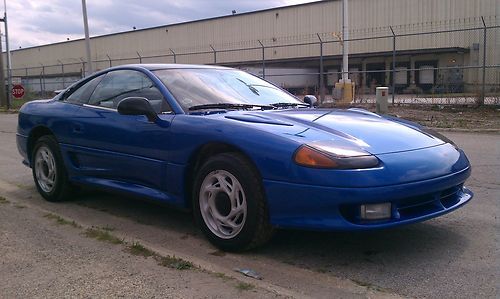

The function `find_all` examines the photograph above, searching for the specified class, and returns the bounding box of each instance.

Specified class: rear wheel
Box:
[32,135,74,202]
[193,153,273,251]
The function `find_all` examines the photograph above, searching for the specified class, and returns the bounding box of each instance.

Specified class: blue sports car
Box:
[17,64,473,251]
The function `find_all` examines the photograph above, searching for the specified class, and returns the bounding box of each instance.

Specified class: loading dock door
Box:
[395,67,408,85]
[419,66,434,84]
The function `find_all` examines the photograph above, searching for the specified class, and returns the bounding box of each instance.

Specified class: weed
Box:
[44,213,81,228]
[127,242,155,258]
[157,255,193,270]
[0,196,9,204]
[316,268,329,273]
[213,272,233,282]
[351,279,387,293]
[101,226,115,232]
[235,282,255,291]
[84,227,123,244]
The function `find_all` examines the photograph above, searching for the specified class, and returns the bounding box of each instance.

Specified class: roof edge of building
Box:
[11,0,333,53]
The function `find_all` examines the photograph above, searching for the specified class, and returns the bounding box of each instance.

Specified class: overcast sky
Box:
[4,0,319,49]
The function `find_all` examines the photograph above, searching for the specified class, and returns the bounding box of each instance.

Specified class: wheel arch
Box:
[183,142,263,209]
[27,126,56,163]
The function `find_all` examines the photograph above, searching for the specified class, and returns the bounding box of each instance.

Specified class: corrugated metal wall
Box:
[7,0,499,71]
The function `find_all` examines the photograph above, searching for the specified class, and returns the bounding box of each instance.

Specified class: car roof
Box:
[116,64,232,71]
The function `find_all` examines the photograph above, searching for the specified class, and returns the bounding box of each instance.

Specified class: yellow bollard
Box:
[334,82,355,106]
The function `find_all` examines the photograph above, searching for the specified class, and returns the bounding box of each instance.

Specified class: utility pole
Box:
[81,0,93,76]
[3,0,10,109]
[341,0,349,83]
[0,24,6,108]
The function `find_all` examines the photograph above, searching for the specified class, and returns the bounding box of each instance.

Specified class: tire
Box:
[193,153,274,251]
[31,135,74,202]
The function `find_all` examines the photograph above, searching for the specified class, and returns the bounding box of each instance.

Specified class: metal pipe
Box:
[81,0,93,76]
[136,51,142,63]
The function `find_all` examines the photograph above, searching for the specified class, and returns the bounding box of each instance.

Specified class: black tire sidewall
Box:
[31,135,69,202]
[193,153,264,251]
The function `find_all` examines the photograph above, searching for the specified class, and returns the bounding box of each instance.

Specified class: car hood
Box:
[218,108,445,155]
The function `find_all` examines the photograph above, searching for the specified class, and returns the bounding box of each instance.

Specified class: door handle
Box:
[72,123,84,134]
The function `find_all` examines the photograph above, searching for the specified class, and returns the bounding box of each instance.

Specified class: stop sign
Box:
[12,84,25,99]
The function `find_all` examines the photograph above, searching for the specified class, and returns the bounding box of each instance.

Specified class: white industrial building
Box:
[5,0,499,95]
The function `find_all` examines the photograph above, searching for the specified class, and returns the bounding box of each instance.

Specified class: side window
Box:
[88,70,171,113]
[65,75,104,104]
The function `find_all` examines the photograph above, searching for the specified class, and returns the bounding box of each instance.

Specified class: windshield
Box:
[153,68,302,111]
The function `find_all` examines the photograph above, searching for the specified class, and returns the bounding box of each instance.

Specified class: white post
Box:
[341,0,350,83]
[4,0,12,107]
[81,0,93,76]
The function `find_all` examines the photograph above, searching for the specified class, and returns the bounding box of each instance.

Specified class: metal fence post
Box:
[169,48,176,63]
[210,45,217,64]
[257,40,265,79]
[58,60,65,88]
[390,26,396,105]
[317,33,325,103]
[136,51,142,63]
[79,58,85,78]
[106,54,112,68]
[480,16,487,106]
[39,64,45,97]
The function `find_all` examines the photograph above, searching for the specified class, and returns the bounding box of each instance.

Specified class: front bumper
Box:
[264,166,472,230]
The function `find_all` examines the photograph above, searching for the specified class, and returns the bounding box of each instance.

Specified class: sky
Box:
[4,0,320,50]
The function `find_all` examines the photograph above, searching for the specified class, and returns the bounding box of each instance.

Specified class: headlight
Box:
[422,128,458,148]
[293,141,379,169]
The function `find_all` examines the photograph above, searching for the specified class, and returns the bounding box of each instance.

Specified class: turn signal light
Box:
[293,146,338,168]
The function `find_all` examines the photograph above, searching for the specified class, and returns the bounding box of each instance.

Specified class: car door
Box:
[66,69,174,193]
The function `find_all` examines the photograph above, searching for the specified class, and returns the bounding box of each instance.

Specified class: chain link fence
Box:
[7,18,500,106]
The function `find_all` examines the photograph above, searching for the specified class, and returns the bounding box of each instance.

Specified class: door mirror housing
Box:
[117,97,158,122]
[303,95,318,107]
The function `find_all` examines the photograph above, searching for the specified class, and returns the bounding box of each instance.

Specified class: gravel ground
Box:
[0,195,283,298]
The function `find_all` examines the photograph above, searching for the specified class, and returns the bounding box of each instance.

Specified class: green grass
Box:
[235,282,255,291]
[157,255,193,270]
[127,242,155,258]
[43,213,81,228]
[84,227,123,244]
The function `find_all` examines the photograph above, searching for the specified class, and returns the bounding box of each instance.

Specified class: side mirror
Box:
[303,95,318,107]
[117,97,158,122]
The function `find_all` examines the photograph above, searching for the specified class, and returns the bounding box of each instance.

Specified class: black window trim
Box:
[61,73,106,105]
[83,69,173,114]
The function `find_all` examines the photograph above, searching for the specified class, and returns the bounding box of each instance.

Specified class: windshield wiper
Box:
[270,102,310,108]
[188,103,273,111]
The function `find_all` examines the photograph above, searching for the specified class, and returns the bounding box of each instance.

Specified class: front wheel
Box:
[32,135,74,202]
[193,153,273,251]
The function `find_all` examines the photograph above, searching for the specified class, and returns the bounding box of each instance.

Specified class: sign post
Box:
[12,84,25,99]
